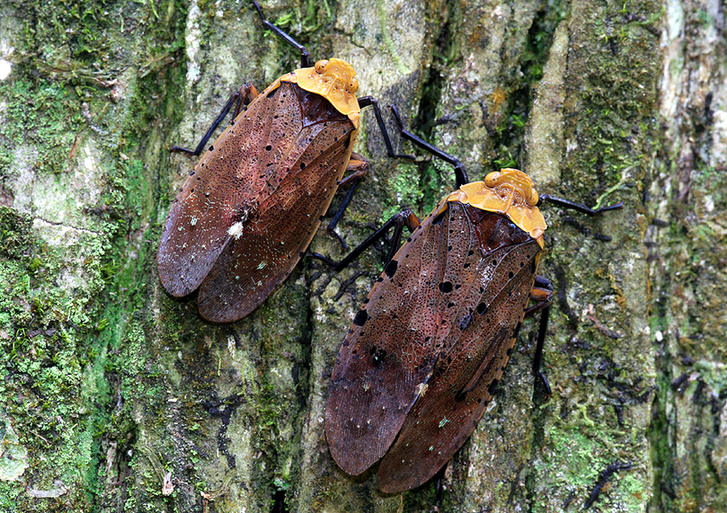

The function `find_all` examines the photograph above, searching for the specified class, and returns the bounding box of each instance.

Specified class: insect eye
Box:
[529,190,539,206]
[484,171,501,187]
[348,77,359,93]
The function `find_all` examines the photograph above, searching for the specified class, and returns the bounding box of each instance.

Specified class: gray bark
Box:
[0,0,724,512]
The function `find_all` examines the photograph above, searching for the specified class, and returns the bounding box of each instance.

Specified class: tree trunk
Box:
[0,0,723,511]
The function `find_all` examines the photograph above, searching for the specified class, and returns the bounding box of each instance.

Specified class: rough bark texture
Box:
[0,0,723,512]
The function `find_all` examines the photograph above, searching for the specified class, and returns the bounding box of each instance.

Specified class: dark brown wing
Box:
[197,111,355,322]
[375,206,541,493]
[325,202,539,477]
[325,209,445,476]
[157,81,355,320]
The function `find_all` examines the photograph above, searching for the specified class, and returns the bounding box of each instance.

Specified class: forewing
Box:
[157,80,351,299]
[158,81,298,296]
[197,114,355,322]
[324,202,490,475]
[376,209,542,493]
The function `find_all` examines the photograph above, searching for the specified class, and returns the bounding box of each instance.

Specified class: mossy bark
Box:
[0,0,723,512]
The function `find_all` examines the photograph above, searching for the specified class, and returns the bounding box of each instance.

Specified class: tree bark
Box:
[0,0,723,511]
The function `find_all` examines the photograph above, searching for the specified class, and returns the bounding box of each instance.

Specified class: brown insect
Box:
[157,1,403,322]
[322,108,622,492]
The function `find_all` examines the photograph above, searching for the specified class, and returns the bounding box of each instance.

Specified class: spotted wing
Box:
[375,205,541,492]
[196,111,355,322]
[157,81,355,321]
[325,201,540,478]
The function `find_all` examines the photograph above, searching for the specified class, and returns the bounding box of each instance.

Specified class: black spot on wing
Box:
[370,346,387,366]
[353,309,368,326]
[384,259,398,278]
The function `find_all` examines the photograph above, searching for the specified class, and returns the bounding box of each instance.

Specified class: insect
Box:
[157,1,405,322]
[322,107,622,493]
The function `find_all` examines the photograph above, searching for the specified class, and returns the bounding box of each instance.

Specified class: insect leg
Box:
[232,83,258,118]
[170,83,258,156]
[525,276,555,398]
[310,209,420,272]
[337,154,369,188]
[526,275,554,313]
[389,105,469,188]
[357,96,415,160]
[538,194,623,214]
[532,306,553,398]
[251,0,311,68]
[326,155,369,250]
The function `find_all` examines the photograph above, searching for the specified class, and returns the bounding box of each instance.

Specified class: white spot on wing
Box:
[228,221,243,239]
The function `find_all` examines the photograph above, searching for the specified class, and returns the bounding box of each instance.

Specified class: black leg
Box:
[327,179,362,250]
[357,96,416,161]
[325,159,368,250]
[532,305,552,398]
[310,209,420,272]
[390,105,469,189]
[170,91,242,156]
[538,194,623,215]
[533,274,552,289]
[171,83,258,156]
[524,276,554,399]
[252,0,311,68]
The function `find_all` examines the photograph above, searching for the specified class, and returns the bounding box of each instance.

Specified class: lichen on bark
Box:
[1,0,722,512]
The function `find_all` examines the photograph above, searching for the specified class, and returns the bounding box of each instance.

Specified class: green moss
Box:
[0,0,190,509]
[557,1,660,203]
[620,473,648,510]
[0,206,33,255]
[0,80,84,175]
[380,160,425,221]
[551,430,604,487]
[0,481,22,511]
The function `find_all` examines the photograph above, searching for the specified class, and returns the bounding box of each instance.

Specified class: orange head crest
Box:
[445,169,546,246]
[293,58,360,119]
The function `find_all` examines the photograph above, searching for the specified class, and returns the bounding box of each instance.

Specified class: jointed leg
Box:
[532,306,553,398]
[525,275,554,398]
[357,96,415,161]
[311,209,420,272]
[326,155,369,250]
[538,194,623,215]
[171,83,258,156]
[251,0,311,68]
[389,105,469,188]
